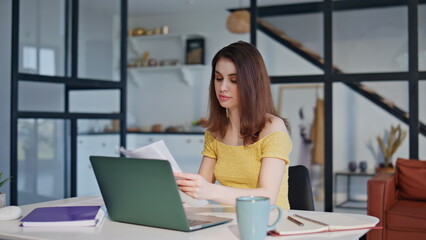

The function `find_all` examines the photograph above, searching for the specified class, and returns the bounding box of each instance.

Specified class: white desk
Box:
[0,196,378,240]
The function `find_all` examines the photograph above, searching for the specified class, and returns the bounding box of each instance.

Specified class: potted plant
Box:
[0,172,10,208]
[375,124,407,173]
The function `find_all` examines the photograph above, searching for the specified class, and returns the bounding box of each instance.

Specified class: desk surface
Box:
[0,196,379,240]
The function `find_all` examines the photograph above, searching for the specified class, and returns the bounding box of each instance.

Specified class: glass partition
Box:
[333,81,409,211]
[17,119,69,205]
[361,81,409,111]
[77,119,120,196]
[271,83,325,210]
[19,0,67,76]
[333,80,409,169]
[333,4,408,73]
[419,5,426,71]
[78,0,121,81]
[77,118,118,134]
[260,12,324,76]
[18,81,64,112]
[12,0,126,206]
[69,89,120,113]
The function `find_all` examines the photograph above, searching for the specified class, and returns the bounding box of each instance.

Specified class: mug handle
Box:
[267,205,282,231]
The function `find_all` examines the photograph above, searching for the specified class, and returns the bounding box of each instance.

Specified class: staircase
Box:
[257,19,426,136]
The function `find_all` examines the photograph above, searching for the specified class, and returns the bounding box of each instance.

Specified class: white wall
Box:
[0,0,12,204]
[126,7,426,170]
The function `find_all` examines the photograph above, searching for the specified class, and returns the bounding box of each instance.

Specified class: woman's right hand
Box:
[174,172,214,200]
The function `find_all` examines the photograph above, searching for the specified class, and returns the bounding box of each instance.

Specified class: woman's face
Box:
[214,58,240,111]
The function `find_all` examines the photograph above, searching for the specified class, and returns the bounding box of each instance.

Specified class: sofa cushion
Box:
[396,158,426,201]
[386,200,426,232]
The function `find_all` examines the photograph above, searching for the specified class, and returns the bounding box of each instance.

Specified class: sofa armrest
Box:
[367,173,397,240]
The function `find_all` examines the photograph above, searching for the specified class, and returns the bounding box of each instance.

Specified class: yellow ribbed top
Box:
[202,131,292,209]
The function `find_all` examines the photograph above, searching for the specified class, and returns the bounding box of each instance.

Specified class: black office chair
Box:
[288,165,315,211]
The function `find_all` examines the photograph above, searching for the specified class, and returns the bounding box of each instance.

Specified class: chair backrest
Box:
[288,165,315,211]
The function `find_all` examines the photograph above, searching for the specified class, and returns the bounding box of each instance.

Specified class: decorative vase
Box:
[384,156,392,168]
[0,192,5,208]
[375,166,395,173]
[376,159,395,173]
[359,161,368,173]
[348,161,357,172]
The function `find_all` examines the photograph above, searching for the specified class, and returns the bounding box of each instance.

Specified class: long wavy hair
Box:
[204,41,290,145]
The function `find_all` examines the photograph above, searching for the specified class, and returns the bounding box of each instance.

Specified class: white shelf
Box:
[127,64,207,86]
[127,32,206,87]
[127,33,204,60]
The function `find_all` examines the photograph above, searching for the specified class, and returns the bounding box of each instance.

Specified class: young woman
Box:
[175,41,292,209]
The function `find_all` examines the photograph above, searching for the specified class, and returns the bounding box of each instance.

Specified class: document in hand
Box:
[119,140,208,207]
[269,212,380,236]
[20,206,104,227]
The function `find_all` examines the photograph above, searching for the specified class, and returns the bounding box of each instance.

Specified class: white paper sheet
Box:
[120,140,208,207]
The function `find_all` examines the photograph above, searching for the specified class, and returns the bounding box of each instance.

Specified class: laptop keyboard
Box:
[188,219,210,226]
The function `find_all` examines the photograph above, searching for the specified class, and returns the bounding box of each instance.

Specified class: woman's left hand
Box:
[174,172,213,200]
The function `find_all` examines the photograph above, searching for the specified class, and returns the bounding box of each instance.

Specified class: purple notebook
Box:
[21,206,103,227]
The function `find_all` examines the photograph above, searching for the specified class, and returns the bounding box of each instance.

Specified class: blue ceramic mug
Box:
[236,196,282,240]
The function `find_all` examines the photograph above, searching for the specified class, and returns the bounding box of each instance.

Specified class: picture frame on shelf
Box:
[185,38,204,65]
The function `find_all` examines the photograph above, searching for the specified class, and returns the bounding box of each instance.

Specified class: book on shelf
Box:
[119,140,208,207]
[269,212,381,236]
[20,206,104,227]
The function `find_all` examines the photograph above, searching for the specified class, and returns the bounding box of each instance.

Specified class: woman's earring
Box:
[226,108,229,118]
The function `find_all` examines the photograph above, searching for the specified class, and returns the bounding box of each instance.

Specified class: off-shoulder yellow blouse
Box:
[201,130,293,209]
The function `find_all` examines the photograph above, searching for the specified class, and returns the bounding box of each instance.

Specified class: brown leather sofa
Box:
[367,158,426,240]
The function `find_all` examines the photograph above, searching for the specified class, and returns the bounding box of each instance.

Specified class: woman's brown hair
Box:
[204,41,290,145]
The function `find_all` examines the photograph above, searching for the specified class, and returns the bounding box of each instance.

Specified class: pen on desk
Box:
[287,216,304,227]
[293,214,329,227]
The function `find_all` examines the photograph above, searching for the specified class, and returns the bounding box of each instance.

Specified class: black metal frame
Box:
[408,0,419,159]
[250,0,257,46]
[323,0,334,213]
[10,0,127,205]
[334,172,375,209]
[10,0,19,207]
[249,0,423,212]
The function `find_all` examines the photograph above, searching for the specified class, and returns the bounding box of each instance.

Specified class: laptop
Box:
[90,156,232,231]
